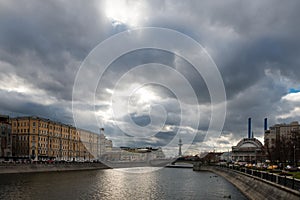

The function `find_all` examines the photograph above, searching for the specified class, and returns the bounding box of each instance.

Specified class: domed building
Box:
[232,138,264,162]
[231,118,265,162]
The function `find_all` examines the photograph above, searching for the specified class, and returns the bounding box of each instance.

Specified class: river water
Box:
[0,167,247,200]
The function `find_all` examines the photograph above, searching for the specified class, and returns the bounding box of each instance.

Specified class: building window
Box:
[33,122,36,127]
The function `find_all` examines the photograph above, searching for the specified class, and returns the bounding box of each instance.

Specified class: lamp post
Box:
[227,149,230,163]
[255,149,257,164]
[294,144,296,166]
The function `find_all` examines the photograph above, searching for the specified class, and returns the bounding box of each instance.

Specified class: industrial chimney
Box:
[248,118,252,139]
[264,118,268,131]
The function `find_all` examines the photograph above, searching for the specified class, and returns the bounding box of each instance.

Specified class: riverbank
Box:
[195,165,300,200]
[0,162,110,174]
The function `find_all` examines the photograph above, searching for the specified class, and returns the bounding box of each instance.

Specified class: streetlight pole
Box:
[294,144,296,166]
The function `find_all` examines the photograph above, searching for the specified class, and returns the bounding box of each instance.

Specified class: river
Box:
[0,167,247,200]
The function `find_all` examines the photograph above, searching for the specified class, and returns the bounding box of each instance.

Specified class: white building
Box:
[232,138,264,162]
[231,118,265,162]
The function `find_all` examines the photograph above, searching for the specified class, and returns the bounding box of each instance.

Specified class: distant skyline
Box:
[1,0,300,155]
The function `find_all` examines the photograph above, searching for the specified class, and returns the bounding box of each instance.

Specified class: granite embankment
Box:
[0,162,110,174]
[195,165,300,200]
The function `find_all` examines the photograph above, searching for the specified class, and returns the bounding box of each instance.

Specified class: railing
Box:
[221,165,300,191]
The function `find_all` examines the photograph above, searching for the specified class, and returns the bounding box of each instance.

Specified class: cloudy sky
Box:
[1,0,300,155]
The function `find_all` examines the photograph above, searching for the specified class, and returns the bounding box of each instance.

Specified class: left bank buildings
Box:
[1,115,112,161]
[0,115,12,158]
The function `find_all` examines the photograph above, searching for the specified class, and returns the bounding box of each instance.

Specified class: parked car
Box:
[47,159,55,164]
[267,165,278,170]
[285,165,298,172]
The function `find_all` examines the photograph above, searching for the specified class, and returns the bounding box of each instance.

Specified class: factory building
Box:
[231,118,265,162]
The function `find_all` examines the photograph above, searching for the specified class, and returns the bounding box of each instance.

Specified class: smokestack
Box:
[264,118,268,131]
[248,118,252,139]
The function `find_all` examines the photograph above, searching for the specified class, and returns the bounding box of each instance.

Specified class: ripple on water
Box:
[0,168,246,200]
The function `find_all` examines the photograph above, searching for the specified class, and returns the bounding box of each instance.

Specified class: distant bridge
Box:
[170,156,202,167]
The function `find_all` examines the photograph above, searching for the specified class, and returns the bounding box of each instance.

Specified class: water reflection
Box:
[0,168,246,200]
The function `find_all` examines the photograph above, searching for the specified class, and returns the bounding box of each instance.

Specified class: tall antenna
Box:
[178,137,182,157]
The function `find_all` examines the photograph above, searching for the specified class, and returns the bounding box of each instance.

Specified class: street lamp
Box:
[294,144,296,166]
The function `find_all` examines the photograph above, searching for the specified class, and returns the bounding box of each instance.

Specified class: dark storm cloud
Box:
[130,114,151,127]
[0,0,115,123]
[94,48,210,105]
[0,0,112,102]
[0,1,107,62]
[143,0,300,101]
[137,0,300,135]
[0,90,73,124]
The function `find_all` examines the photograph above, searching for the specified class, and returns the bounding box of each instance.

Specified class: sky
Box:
[1,0,300,155]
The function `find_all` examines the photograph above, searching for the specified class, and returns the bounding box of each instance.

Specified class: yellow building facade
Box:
[10,116,111,161]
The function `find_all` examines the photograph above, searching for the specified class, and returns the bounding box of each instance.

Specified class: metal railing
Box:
[221,165,300,191]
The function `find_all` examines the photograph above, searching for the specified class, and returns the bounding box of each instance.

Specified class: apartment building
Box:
[0,115,12,158]
[264,121,300,162]
[10,116,112,161]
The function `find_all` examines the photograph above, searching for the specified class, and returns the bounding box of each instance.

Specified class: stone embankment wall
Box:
[0,162,110,174]
[195,165,300,200]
